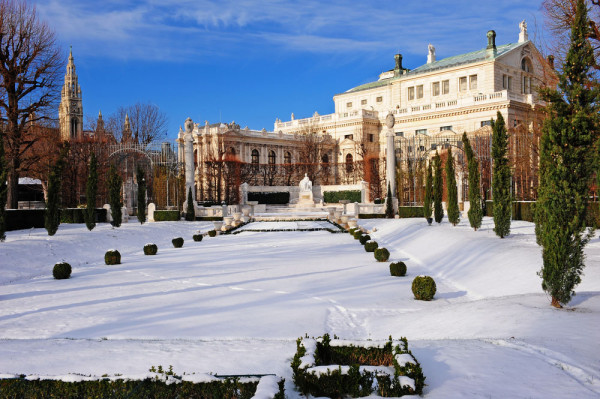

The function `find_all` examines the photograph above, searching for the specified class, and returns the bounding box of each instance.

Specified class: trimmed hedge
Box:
[143,243,158,255]
[359,234,371,245]
[364,241,378,252]
[352,230,363,239]
[61,208,107,224]
[5,209,45,231]
[374,247,390,262]
[398,206,424,218]
[53,262,72,279]
[323,190,361,204]
[208,230,217,237]
[172,237,184,248]
[154,210,180,221]
[358,213,386,219]
[248,191,290,204]
[193,234,203,242]
[390,262,407,277]
[105,250,121,265]
[412,276,436,301]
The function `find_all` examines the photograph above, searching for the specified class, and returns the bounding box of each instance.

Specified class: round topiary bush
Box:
[353,230,363,239]
[348,227,358,235]
[389,261,407,277]
[193,233,203,242]
[359,234,371,245]
[53,262,72,279]
[208,230,217,237]
[105,250,121,265]
[374,247,390,262]
[172,237,184,248]
[412,275,436,301]
[364,241,378,252]
[143,243,158,255]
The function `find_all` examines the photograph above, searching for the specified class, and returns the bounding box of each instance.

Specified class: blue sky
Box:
[34,0,545,140]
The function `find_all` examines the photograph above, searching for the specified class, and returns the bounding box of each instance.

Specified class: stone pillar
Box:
[385,112,396,201]
[360,181,368,203]
[240,182,249,205]
[183,117,195,201]
[103,204,112,223]
[148,203,156,222]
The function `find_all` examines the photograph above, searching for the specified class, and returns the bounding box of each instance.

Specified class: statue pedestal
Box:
[296,190,315,208]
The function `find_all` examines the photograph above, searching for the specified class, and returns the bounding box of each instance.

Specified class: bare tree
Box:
[104,102,168,144]
[0,0,64,208]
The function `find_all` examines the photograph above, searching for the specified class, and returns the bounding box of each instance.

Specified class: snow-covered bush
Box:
[208,230,217,237]
[359,234,371,245]
[172,237,184,248]
[412,275,436,300]
[390,262,407,277]
[364,241,378,252]
[353,230,363,239]
[104,249,121,265]
[374,247,390,262]
[143,243,158,255]
[53,262,71,279]
[192,233,203,242]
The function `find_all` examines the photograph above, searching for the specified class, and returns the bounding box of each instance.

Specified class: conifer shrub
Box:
[412,276,436,300]
[193,233,203,242]
[105,250,121,265]
[359,234,371,245]
[208,230,217,237]
[353,230,363,239]
[348,227,358,235]
[374,247,390,262]
[389,262,407,277]
[172,237,184,248]
[53,262,72,280]
[364,241,378,252]
[143,243,158,255]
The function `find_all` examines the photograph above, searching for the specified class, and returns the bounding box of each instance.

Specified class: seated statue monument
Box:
[297,173,315,207]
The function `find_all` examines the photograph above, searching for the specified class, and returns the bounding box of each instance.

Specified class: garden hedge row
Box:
[61,208,107,224]
[153,210,180,221]
[323,190,361,204]
[398,207,424,218]
[248,192,290,204]
[4,209,107,231]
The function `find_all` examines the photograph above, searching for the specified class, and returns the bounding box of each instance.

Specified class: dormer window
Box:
[521,58,533,72]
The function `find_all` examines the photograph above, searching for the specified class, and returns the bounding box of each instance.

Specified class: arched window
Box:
[251,149,259,164]
[229,147,236,156]
[521,58,532,73]
[345,153,353,173]
[284,152,291,164]
[322,153,329,164]
[268,150,276,165]
[70,118,78,139]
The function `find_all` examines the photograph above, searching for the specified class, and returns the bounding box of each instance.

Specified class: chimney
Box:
[486,30,496,50]
[394,53,403,72]
[547,55,555,70]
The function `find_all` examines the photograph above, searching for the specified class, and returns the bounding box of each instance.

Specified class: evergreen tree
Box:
[536,0,600,308]
[0,132,7,242]
[462,132,482,230]
[446,147,460,226]
[492,112,511,238]
[423,162,433,221]
[136,166,146,224]
[84,152,98,231]
[45,144,68,236]
[433,151,444,223]
[108,164,123,227]
[385,182,394,218]
[185,187,195,221]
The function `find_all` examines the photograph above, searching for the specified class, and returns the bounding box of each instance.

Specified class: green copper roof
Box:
[344,42,525,94]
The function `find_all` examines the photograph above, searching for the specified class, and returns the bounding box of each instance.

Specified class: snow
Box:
[0,216,599,398]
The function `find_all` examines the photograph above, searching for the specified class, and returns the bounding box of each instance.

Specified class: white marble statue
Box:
[300,173,312,192]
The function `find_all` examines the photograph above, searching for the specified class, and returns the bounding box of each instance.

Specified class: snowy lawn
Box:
[0,217,599,398]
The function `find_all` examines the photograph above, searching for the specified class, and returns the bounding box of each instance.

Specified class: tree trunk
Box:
[6,161,19,209]
[551,296,563,308]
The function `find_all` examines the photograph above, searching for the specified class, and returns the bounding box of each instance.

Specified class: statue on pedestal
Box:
[300,173,312,192]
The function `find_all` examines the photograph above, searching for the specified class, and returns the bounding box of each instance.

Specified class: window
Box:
[522,76,531,94]
[416,85,423,99]
[415,128,427,135]
[442,80,450,94]
[344,134,354,140]
[503,74,512,90]
[322,154,329,164]
[229,147,236,156]
[368,134,374,142]
[459,76,467,91]
[432,82,440,96]
[345,153,354,173]
[469,74,478,90]
[251,149,259,164]
[514,119,520,127]
[361,99,367,105]
[521,58,533,73]
[481,120,492,127]
[346,102,352,108]
[284,151,291,164]
[408,86,415,100]
[376,96,383,102]
[395,132,404,137]
[268,150,276,165]
[440,126,452,132]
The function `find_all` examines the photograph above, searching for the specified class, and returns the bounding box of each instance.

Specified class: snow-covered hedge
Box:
[291,334,424,397]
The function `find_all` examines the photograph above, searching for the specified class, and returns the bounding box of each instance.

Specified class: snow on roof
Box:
[18,177,42,185]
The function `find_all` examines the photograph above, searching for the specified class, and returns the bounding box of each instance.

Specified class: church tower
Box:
[59,47,83,141]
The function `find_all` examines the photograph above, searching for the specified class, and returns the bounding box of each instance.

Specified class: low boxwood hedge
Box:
[390,262,407,277]
[208,230,217,237]
[412,275,436,301]
[398,207,424,218]
[374,247,390,262]
[193,234,203,242]
[154,210,180,221]
[172,237,184,248]
[323,190,361,204]
[364,241,378,252]
[248,192,290,204]
[143,243,158,255]
[359,234,371,245]
[105,250,121,265]
[53,262,72,279]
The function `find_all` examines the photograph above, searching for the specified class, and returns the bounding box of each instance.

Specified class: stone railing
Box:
[275,109,379,130]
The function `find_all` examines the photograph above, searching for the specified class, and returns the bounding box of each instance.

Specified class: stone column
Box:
[385,112,396,200]
[184,117,195,201]
[240,182,249,205]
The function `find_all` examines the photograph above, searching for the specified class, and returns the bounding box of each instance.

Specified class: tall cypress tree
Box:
[423,162,433,222]
[492,112,511,238]
[84,152,98,231]
[136,166,146,224]
[385,182,394,218]
[185,187,195,221]
[462,132,482,230]
[108,164,123,227]
[0,132,7,242]
[446,147,460,226]
[536,0,599,308]
[45,144,68,236]
[433,151,444,223]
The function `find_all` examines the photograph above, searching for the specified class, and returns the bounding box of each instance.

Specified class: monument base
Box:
[296,191,315,208]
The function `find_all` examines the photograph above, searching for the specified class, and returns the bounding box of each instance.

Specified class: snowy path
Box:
[0,219,599,398]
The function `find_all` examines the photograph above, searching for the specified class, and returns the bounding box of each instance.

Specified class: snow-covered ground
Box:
[0,217,598,398]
